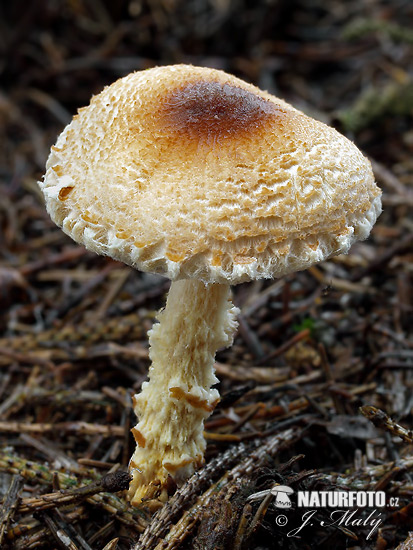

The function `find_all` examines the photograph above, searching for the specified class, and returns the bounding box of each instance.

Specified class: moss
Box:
[337,81,413,134]
[343,18,413,44]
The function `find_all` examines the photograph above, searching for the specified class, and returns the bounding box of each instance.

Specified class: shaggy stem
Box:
[128,279,239,505]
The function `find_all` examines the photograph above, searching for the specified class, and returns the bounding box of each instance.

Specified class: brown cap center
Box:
[158,80,279,144]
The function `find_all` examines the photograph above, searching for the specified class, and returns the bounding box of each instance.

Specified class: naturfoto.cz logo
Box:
[248,485,396,540]
[296,490,386,508]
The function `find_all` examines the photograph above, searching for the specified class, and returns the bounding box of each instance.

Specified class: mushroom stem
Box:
[128,279,239,505]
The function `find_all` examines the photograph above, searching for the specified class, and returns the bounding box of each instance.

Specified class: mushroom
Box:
[38,64,382,505]
[271,485,294,509]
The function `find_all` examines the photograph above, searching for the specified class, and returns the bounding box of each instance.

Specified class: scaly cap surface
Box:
[39,64,381,284]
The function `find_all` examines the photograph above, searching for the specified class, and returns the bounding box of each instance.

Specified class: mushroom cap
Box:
[39,64,381,284]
